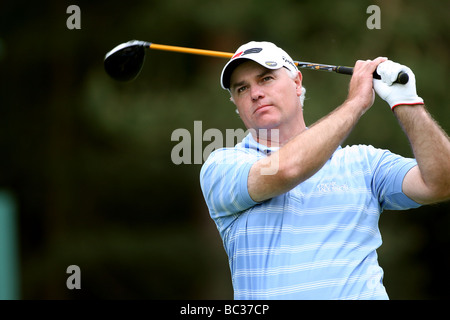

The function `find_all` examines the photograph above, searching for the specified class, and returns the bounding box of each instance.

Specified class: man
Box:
[199,41,450,299]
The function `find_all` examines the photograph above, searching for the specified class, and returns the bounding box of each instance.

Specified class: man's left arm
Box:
[395,104,450,204]
[374,60,450,204]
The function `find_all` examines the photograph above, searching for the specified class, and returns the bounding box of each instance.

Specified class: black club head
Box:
[104,40,150,81]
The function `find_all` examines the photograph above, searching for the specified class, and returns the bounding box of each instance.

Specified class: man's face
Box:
[229,60,304,133]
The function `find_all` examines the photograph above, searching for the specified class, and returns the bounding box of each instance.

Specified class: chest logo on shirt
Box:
[317,181,349,193]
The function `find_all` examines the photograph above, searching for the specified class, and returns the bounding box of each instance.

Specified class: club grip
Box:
[336,66,409,84]
[335,66,353,75]
[373,70,409,84]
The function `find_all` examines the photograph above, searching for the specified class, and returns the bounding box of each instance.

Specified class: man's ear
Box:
[295,71,303,96]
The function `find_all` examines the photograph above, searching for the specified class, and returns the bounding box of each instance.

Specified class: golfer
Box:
[200,41,450,299]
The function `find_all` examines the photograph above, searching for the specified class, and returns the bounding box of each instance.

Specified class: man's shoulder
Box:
[339,144,378,152]
[330,144,391,169]
[202,134,261,166]
[337,144,388,158]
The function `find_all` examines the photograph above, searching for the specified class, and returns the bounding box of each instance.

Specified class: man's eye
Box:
[237,86,247,93]
[263,76,273,82]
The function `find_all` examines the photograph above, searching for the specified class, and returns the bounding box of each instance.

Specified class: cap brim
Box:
[220,58,252,90]
[221,57,283,90]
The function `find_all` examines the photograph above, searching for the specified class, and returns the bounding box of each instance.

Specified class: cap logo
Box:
[232,47,263,60]
[282,56,296,69]
[265,61,277,67]
[232,51,244,59]
[243,48,263,55]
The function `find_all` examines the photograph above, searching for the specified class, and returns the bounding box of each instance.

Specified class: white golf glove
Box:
[373,60,424,110]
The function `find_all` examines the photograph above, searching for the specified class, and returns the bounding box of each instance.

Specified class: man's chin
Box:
[254,119,281,131]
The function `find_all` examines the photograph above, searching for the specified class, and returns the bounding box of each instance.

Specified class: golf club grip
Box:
[336,66,409,84]
[374,70,409,84]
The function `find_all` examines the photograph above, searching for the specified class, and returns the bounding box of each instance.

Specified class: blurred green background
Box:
[0,0,449,299]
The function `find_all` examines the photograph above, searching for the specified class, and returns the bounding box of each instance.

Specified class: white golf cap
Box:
[220,41,298,90]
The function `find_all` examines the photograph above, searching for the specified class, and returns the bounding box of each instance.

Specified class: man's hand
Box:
[346,57,387,115]
[373,60,424,109]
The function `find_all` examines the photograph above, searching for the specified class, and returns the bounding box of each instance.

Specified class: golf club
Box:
[104,40,409,84]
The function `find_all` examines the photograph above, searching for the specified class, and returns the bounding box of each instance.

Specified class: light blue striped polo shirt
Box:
[200,133,421,300]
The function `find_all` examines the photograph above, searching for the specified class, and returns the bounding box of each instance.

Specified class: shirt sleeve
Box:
[200,147,259,237]
[369,146,422,211]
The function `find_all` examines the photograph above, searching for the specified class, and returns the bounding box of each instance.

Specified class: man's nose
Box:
[250,85,264,101]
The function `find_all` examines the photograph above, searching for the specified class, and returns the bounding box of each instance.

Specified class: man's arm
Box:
[248,58,387,202]
[395,105,450,204]
[373,60,450,204]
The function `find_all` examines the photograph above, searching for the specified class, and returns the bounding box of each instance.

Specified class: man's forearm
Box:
[395,104,450,202]
[248,100,363,202]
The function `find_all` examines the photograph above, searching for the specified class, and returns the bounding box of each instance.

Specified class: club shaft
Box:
[149,43,234,59]
[147,42,408,84]
[149,43,345,72]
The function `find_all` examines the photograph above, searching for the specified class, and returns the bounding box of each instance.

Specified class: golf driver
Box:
[104,40,409,84]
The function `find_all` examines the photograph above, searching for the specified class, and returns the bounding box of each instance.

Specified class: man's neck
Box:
[252,120,307,148]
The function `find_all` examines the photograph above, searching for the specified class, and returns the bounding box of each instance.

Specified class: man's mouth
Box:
[254,104,272,114]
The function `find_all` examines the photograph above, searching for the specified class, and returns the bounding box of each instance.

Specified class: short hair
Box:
[285,68,306,107]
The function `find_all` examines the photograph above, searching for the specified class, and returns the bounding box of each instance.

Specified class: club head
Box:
[104,40,151,81]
